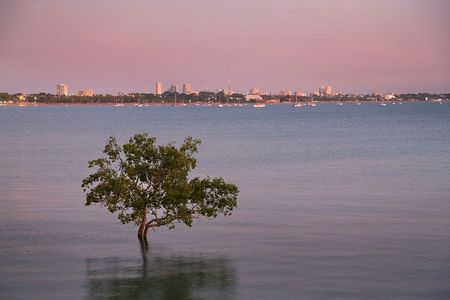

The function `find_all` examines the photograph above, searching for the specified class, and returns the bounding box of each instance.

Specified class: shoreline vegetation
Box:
[0,92,448,107]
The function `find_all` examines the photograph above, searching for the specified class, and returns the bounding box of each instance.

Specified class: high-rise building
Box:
[281,90,292,96]
[250,87,260,95]
[56,84,68,96]
[319,85,333,97]
[182,83,192,94]
[155,82,162,95]
[77,89,94,97]
[319,86,325,96]
[223,81,232,96]
[169,84,178,93]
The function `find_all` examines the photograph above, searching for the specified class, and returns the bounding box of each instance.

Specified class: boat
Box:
[380,102,387,106]
[217,104,224,107]
[253,103,266,108]
[292,95,303,107]
[306,95,316,107]
[337,102,343,106]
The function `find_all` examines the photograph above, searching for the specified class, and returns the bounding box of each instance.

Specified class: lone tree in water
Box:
[82,133,239,241]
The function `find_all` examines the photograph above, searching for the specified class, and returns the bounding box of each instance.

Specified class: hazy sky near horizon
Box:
[0,0,449,94]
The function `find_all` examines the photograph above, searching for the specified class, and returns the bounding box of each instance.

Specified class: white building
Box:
[223,88,232,96]
[77,89,94,97]
[155,82,162,95]
[319,85,333,97]
[250,87,260,95]
[182,83,192,94]
[245,94,263,101]
[56,84,68,96]
[383,93,396,100]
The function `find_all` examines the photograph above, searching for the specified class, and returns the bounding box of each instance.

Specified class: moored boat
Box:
[253,103,266,108]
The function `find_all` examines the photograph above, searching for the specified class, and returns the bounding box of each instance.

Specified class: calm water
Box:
[0,103,449,299]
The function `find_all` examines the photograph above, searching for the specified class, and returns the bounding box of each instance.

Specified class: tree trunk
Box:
[144,225,150,239]
[138,208,147,240]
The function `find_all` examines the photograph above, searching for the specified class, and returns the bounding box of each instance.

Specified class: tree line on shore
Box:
[0,91,448,104]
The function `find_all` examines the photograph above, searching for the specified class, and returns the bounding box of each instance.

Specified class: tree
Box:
[81,133,239,241]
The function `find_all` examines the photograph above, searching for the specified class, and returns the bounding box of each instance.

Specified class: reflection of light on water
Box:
[85,251,236,300]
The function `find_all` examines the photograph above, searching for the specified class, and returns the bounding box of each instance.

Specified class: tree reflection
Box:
[86,241,236,299]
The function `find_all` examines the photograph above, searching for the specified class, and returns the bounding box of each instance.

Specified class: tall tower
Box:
[182,83,192,94]
[155,82,162,95]
[169,84,178,93]
[56,84,68,96]
[223,81,232,95]
[319,85,333,97]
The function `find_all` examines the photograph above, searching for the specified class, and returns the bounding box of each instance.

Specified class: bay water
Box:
[0,103,449,299]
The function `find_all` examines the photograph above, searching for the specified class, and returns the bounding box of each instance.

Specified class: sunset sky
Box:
[0,0,449,94]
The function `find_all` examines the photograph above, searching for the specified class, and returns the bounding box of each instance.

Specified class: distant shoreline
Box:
[0,99,447,107]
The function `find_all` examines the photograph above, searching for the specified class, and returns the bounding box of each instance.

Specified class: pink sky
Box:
[0,0,449,94]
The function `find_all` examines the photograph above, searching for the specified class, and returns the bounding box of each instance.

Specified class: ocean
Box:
[1,102,449,299]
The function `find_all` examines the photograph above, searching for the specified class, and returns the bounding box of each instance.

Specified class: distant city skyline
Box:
[43,81,446,96]
[13,80,450,97]
[0,0,449,94]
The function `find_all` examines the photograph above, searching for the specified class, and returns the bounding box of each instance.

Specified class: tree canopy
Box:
[81,133,239,240]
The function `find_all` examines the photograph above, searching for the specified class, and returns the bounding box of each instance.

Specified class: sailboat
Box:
[293,95,303,107]
[307,95,316,107]
[114,99,124,107]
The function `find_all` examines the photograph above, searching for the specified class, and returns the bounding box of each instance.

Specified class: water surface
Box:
[1,103,449,299]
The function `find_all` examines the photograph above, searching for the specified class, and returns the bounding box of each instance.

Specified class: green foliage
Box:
[0,93,12,101]
[82,133,239,235]
[2,91,448,104]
